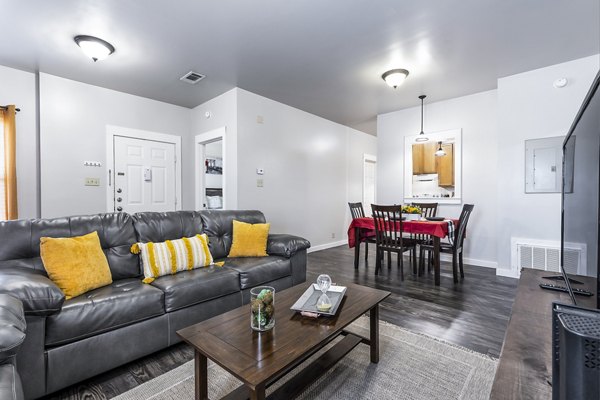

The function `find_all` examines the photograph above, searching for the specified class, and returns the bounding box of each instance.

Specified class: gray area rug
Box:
[114,317,497,400]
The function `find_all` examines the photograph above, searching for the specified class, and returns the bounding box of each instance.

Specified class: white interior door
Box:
[113,136,176,213]
[363,155,377,210]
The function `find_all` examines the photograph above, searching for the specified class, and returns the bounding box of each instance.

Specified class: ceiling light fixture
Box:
[381,68,409,89]
[415,95,429,142]
[74,35,115,62]
[435,141,446,157]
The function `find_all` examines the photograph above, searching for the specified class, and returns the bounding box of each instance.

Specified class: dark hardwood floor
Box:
[46,245,518,399]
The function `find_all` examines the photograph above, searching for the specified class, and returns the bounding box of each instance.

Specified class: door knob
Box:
[117,197,122,202]
[116,206,123,212]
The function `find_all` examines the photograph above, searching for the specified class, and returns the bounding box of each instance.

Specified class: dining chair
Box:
[419,204,475,283]
[348,202,377,267]
[411,202,438,274]
[371,204,418,278]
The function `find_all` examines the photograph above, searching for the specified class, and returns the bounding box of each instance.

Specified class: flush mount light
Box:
[381,68,409,89]
[415,95,429,142]
[435,141,447,157]
[74,35,115,62]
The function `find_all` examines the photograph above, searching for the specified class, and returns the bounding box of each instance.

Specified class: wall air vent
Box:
[511,237,586,275]
[180,71,206,85]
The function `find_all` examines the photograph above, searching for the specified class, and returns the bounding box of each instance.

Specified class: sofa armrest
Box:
[0,268,64,316]
[267,234,311,258]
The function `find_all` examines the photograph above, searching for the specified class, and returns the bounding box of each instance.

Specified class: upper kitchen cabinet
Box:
[412,142,437,174]
[436,143,454,187]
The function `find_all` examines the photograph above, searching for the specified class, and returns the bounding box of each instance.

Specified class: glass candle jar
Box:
[250,286,275,331]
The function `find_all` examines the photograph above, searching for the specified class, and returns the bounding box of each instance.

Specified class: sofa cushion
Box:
[134,234,214,284]
[224,256,291,289]
[150,267,240,312]
[45,279,164,347]
[200,210,266,259]
[40,232,113,300]
[133,211,205,243]
[0,213,139,280]
[228,220,270,258]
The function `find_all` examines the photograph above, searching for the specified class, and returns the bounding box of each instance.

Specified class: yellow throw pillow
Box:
[131,234,214,284]
[40,231,113,300]
[228,220,270,257]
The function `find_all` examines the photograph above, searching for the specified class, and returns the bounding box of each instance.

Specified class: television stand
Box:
[542,274,584,285]
[490,269,597,399]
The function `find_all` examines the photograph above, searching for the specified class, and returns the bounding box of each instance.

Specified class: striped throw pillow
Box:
[130,234,215,284]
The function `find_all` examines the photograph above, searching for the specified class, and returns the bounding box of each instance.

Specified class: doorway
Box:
[106,126,182,213]
[363,154,377,210]
[195,127,226,210]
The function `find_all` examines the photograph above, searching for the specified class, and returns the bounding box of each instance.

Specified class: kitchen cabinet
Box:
[412,142,437,174]
[436,143,454,187]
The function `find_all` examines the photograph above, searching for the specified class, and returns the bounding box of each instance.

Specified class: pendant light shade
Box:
[74,35,115,62]
[382,69,409,89]
[435,141,446,157]
[415,95,429,142]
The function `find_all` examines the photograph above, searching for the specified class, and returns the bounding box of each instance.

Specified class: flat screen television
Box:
[561,69,600,310]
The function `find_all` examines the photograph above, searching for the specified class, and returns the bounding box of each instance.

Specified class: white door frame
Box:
[106,125,182,213]
[363,153,377,206]
[195,127,227,210]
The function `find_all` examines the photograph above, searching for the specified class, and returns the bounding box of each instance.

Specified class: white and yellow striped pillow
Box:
[130,234,215,284]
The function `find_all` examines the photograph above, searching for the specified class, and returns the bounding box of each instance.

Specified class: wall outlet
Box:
[256,115,264,124]
[257,179,264,187]
[331,233,336,239]
[85,177,100,186]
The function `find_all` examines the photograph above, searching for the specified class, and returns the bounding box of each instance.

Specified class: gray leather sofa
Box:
[0,210,310,399]
[0,295,25,400]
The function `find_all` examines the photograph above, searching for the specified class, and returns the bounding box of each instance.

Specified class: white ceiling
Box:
[1,1,598,134]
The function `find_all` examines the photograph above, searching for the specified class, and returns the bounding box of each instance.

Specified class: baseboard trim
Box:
[496,268,520,278]
[438,254,498,269]
[308,240,347,253]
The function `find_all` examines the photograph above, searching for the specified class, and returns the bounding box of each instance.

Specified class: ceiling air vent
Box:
[180,71,205,85]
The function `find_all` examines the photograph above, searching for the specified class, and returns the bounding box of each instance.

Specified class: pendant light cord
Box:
[419,95,426,135]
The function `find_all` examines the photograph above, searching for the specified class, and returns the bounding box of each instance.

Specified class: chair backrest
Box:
[371,204,404,249]
[412,202,438,218]
[455,204,474,249]
[348,202,366,219]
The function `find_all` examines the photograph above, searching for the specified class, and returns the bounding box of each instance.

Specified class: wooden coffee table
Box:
[177,283,390,400]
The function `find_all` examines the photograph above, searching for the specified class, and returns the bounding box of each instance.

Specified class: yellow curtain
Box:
[1,105,18,220]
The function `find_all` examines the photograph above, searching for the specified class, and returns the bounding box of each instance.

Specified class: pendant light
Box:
[435,141,446,157]
[415,95,429,142]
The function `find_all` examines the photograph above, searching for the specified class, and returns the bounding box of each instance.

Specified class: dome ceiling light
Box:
[381,68,409,89]
[74,35,115,62]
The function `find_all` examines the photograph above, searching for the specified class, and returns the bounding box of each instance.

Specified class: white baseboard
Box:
[438,254,497,269]
[496,268,520,278]
[307,240,347,253]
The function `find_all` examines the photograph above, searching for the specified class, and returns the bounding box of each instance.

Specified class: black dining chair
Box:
[411,202,438,274]
[419,204,474,283]
[371,204,418,278]
[348,202,377,267]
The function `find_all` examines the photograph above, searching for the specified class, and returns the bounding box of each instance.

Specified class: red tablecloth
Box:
[347,217,456,248]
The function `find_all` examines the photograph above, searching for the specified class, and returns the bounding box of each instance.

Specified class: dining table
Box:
[347,217,457,286]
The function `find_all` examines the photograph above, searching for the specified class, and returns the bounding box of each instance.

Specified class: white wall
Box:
[39,73,193,218]
[378,90,498,266]
[236,89,377,248]
[496,55,600,274]
[190,89,238,210]
[0,65,38,219]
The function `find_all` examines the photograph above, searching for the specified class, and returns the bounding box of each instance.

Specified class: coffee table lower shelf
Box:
[201,330,367,400]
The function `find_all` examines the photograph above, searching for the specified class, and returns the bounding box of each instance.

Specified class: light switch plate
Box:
[85,178,100,186]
